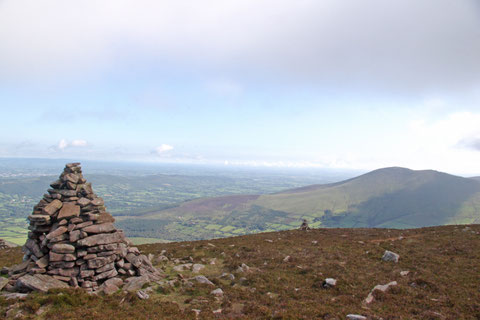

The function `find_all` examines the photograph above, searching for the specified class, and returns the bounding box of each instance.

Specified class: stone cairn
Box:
[0,239,14,249]
[299,219,310,231]
[6,163,160,293]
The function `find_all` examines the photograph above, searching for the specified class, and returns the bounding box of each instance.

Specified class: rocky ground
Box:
[1,225,479,319]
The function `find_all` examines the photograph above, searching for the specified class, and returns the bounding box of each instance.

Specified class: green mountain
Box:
[125,167,480,240]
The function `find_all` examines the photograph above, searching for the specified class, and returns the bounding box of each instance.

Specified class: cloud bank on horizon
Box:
[0,0,480,174]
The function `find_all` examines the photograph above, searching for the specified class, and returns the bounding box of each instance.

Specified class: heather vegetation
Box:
[1,225,479,319]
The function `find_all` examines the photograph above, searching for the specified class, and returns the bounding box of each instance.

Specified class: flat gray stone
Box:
[51,243,75,254]
[16,274,69,293]
[42,200,63,216]
[346,315,367,320]
[123,275,150,292]
[365,281,398,304]
[382,250,400,263]
[193,275,214,286]
[77,232,125,247]
[82,223,115,234]
[58,202,80,220]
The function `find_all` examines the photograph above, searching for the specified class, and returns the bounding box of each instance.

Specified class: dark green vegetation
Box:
[1,225,479,319]
[123,167,480,241]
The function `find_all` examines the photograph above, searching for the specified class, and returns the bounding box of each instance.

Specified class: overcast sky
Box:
[1,0,480,174]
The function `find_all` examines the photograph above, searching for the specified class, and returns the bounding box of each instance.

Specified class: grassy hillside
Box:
[126,167,480,241]
[1,225,479,319]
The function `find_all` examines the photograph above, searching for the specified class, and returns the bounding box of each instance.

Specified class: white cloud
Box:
[71,139,88,147]
[154,144,174,154]
[57,139,69,150]
[56,139,88,150]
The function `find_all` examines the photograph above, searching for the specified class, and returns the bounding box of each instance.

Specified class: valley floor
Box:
[1,225,479,319]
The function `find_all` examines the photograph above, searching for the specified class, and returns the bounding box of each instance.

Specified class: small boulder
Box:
[123,275,150,292]
[136,289,150,300]
[346,315,367,320]
[193,275,214,286]
[382,250,399,263]
[192,264,205,273]
[15,274,69,293]
[0,277,9,291]
[322,278,337,288]
[211,288,224,297]
[173,263,192,272]
[365,281,398,304]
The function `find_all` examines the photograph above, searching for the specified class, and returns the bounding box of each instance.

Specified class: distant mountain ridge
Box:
[122,167,480,240]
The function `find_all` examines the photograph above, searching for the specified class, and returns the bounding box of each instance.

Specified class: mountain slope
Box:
[256,167,480,228]
[124,167,480,240]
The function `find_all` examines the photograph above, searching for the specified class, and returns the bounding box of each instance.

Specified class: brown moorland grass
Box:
[1,225,479,319]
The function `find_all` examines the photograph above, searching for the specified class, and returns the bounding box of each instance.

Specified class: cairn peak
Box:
[7,163,160,293]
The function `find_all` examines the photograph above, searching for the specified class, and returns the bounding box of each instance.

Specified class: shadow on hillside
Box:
[322,174,480,228]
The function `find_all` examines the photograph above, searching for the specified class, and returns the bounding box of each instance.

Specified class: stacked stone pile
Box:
[0,239,14,249]
[6,163,160,293]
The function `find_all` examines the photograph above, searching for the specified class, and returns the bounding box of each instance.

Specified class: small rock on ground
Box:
[137,289,150,300]
[211,288,224,297]
[193,275,214,286]
[382,250,400,263]
[365,281,398,304]
[322,278,337,288]
[346,315,367,320]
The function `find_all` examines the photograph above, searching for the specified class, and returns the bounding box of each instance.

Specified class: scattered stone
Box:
[311,240,318,245]
[382,250,400,263]
[154,255,169,264]
[173,263,192,272]
[220,273,235,281]
[123,275,150,292]
[236,263,250,273]
[400,271,410,276]
[322,278,337,288]
[1,293,29,300]
[211,288,224,297]
[136,289,150,300]
[213,309,222,315]
[365,281,398,304]
[346,315,367,320]
[192,264,205,273]
[0,277,9,291]
[192,275,214,286]
[192,309,201,317]
[265,239,273,243]
[283,256,291,262]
